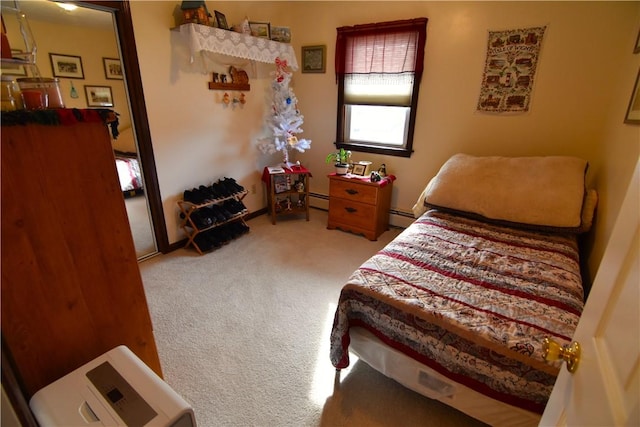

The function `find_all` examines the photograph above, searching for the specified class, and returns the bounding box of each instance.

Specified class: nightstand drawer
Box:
[329,179,378,205]
[328,198,376,228]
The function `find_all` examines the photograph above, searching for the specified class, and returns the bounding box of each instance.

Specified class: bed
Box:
[330,154,597,426]
[115,150,144,198]
[112,127,144,198]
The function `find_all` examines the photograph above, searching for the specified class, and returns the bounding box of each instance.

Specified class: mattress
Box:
[330,209,584,417]
[348,327,540,426]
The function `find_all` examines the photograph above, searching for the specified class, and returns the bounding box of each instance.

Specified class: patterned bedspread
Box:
[115,154,143,193]
[330,209,584,413]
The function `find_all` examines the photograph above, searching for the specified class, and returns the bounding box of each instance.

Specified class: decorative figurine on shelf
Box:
[284,197,292,211]
[229,66,249,85]
[222,92,230,105]
[370,171,382,182]
[181,1,211,25]
[294,179,305,193]
[378,163,387,177]
[239,93,246,104]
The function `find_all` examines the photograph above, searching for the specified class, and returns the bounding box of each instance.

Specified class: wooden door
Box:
[1,122,161,398]
[540,158,639,426]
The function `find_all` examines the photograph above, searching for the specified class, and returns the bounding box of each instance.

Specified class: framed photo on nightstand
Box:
[352,164,367,176]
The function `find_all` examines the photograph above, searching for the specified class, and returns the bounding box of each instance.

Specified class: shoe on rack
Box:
[223,177,245,194]
[191,209,214,229]
[193,233,214,252]
[211,181,232,198]
[209,204,228,223]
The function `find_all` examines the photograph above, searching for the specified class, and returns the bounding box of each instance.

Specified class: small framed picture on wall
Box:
[301,45,326,73]
[84,85,114,107]
[103,57,123,80]
[50,53,84,79]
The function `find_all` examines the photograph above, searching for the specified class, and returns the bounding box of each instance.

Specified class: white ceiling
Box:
[11,0,113,30]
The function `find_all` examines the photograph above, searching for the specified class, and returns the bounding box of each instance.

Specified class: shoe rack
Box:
[178,178,250,254]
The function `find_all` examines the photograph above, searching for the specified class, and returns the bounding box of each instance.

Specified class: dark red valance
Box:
[335,18,428,78]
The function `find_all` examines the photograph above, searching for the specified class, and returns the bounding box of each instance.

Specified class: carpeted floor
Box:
[139,209,487,427]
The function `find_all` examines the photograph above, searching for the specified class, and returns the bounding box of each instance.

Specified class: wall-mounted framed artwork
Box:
[84,85,113,107]
[301,45,326,73]
[49,53,84,79]
[103,57,123,80]
[624,69,640,124]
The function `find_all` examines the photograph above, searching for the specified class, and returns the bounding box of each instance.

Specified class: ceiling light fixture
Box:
[56,3,78,12]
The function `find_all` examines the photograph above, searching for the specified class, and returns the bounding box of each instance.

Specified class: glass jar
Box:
[17,77,64,109]
[1,75,23,111]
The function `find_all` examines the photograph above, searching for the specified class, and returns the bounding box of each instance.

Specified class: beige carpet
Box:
[139,210,487,427]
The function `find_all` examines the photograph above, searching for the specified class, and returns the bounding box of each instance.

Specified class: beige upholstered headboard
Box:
[413,153,596,232]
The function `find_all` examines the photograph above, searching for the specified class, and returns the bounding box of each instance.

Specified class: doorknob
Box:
[542,338,581,374]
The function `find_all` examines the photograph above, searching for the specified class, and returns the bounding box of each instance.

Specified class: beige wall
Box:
[131,1,638,280]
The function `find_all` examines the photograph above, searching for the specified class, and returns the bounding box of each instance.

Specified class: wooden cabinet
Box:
[327,174,394,241]
[1,117,161,399]
[263,166,310,225]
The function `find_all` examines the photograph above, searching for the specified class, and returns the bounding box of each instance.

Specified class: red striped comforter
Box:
[329,209,584,413]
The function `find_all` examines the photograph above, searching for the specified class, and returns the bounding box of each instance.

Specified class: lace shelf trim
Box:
[178,23,298,70]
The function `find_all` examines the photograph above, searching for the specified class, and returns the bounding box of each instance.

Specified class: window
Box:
[335,18,427,157]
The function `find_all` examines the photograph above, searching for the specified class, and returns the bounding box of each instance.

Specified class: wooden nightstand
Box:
[327,174,394,241]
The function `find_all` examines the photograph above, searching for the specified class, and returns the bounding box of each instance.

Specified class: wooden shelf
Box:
[208,82,250,91]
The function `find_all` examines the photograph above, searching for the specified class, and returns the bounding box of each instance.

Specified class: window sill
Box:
[336,142,413,158]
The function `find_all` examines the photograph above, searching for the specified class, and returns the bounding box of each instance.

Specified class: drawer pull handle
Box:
[345,207,357,213]
[345,189,359,195]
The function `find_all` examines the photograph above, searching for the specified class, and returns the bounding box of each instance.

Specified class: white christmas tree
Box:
[258,57,311,167]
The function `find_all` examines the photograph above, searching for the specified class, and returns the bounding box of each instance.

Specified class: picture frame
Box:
[214,10,228,30]
[103,57,123,80]
[49,53,84,79]
[301,45,326,73]
[1,50,27,76]
[249,21,271,39]
[352,164,366,176]
[84,85,113,107]
[270,26,291,43]
[624,69,640,124]
[273,175,291,193]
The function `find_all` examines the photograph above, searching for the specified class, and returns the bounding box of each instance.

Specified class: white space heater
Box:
[29,345,196,427]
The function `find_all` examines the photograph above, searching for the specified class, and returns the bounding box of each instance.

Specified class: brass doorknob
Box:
[542,338,581,373]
